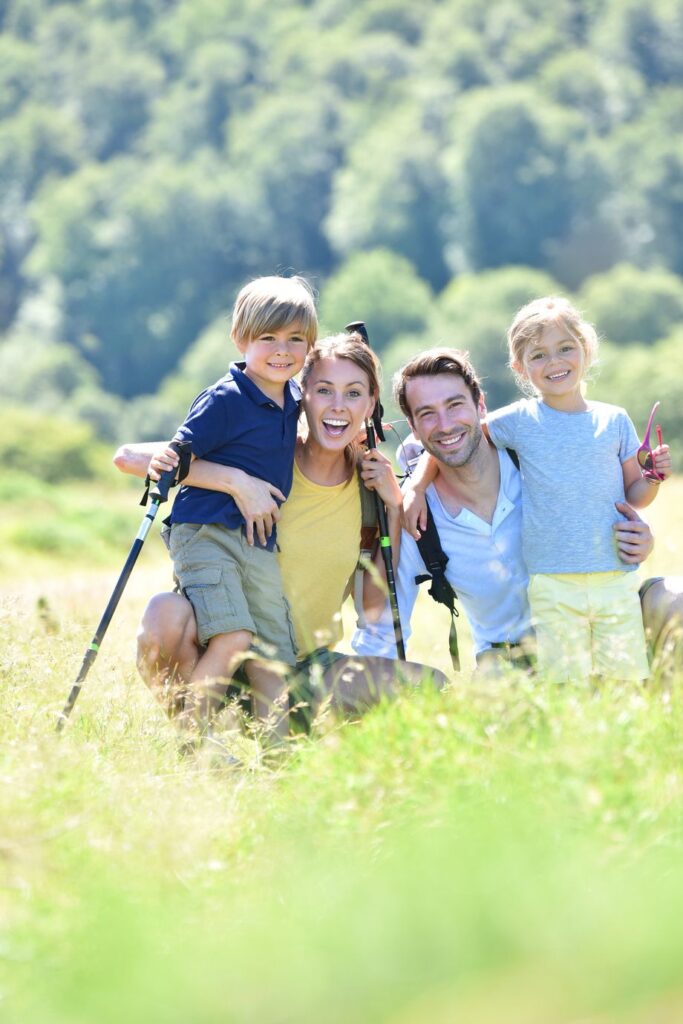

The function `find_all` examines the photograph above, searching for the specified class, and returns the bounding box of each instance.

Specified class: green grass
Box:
[1,477,683,1022]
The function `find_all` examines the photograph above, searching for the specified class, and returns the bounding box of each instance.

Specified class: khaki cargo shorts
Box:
[168,522,297,666]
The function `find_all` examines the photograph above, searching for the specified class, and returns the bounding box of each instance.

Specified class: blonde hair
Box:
[230,275,317,347]
[301,331,381,472]
[507,296,599,394]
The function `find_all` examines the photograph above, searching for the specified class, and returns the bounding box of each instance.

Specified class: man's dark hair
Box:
[393,348,483,420]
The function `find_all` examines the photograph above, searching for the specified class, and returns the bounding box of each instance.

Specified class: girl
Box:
[485,296,671,682]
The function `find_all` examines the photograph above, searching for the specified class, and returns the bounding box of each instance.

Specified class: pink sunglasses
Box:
[637,401,664,481]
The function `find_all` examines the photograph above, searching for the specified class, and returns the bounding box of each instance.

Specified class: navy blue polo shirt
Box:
[169,362,301,550]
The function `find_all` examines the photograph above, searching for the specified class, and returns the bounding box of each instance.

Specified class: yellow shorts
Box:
[528,572,649,683]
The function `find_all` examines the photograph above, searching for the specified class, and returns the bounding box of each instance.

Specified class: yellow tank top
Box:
[277,460,361,656]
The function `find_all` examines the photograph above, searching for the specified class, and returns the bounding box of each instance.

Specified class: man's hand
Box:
[614,501,654,564]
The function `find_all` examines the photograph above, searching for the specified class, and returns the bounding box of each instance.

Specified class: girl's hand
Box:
[148,446,179,482]
[651,443,672,481]
[401,484,428,540]
[360,449,402,511]
[613,502,654,564]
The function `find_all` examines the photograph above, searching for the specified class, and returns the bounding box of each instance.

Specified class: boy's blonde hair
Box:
[230,275,317,347]
[507,296,599,393]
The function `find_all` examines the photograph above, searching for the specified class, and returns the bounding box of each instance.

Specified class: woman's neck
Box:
[295,436,352,486]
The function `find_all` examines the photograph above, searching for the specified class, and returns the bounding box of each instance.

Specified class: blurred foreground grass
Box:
[0,474,683,1022]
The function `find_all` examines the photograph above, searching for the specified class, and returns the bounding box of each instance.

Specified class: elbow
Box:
[112,445,132,475]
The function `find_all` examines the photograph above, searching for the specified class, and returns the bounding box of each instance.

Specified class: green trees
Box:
[319,249,433,350]
[0,0,682,462]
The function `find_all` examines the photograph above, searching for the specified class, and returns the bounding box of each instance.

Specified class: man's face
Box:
[405,373,484,468]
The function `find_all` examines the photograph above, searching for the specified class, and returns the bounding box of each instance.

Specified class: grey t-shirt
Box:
[486,398,641,574]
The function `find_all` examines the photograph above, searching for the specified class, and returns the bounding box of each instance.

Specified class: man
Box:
[352,348,677,674]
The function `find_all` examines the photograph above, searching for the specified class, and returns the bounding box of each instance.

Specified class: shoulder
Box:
[586,401,633,427]
[487,398,536,423]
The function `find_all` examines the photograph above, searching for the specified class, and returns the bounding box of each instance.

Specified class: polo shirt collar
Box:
[229,361,301,411]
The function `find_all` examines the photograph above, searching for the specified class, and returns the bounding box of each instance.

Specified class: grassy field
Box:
[1,475,683,1022]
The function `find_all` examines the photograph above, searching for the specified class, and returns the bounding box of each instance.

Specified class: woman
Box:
[114,332,446,729]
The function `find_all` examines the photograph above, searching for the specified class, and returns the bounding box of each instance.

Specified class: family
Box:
[114,274,682,748]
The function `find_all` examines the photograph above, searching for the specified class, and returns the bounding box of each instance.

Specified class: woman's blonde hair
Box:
[507,296,599,394]
[230,275,317,347]
[301,331,381,472]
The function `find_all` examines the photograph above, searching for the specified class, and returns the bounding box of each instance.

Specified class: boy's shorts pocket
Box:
[180,564,230,646]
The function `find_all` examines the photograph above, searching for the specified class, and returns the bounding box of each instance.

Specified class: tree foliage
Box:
[0,0,681,471]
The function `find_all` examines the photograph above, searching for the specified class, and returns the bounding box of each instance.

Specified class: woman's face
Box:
[302,356,376,450]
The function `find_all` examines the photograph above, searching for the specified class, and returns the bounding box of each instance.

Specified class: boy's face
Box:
[236,323,309,397]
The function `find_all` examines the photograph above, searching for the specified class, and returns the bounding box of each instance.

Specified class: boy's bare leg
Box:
[184,630,253,732]
[136,592,199,717]
[246,660,290,745]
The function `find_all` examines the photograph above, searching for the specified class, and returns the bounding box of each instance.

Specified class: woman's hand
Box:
[228,472,285,546]
[147,446,179,482]
[614,502,654,564]
[360,449,402,511]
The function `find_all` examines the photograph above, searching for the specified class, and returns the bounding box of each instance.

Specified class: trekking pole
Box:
[56,441,191,732]
[345,321,406,660]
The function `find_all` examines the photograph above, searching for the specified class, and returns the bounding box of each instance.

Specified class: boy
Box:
[164,275,317,743]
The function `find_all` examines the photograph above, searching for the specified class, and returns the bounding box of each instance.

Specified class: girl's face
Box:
[302,356,376,449]
[515,321,586,401]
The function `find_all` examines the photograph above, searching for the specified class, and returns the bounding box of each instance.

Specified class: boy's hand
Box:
[148,446,179,482]
[614,502,654,564]
[360,449,402,511]
[402,484,428,540]
[651,443,672,481]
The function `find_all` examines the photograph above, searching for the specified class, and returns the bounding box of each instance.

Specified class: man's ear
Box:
[478,395,487,419]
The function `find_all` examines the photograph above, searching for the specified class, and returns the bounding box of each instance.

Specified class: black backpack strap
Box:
[415,500,460,671]
[505,447,520,469]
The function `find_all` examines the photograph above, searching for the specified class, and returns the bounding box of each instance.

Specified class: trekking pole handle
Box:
[146,439,192,504]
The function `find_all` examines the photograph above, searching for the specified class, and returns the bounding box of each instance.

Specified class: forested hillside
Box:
[1,0,683,461]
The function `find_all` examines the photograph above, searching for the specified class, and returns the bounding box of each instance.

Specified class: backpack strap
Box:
[353,470,379,629]
[506,447,520,470]
[414,499,461,671]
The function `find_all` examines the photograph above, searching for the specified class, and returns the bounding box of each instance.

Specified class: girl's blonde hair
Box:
[301,331,381,472]
[507,296,599,394]
[230,275,317,347]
